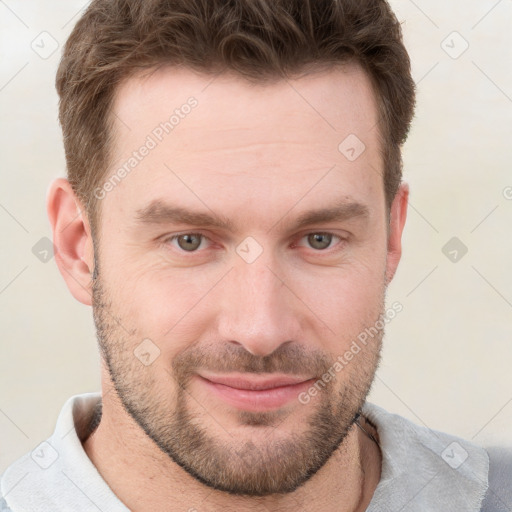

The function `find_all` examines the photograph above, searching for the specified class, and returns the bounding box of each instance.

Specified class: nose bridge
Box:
[216,247,298,357]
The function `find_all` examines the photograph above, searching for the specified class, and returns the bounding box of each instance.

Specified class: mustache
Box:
[171,341,334,380]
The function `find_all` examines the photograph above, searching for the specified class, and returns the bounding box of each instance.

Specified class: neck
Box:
[83,385,381,512]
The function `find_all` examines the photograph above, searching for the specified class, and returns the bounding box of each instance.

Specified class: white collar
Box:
[1,392,129,511]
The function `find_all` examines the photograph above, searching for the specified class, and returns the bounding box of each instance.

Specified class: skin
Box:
[47,62,408,512]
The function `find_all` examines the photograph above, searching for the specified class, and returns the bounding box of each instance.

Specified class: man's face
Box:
[92,63,390,496]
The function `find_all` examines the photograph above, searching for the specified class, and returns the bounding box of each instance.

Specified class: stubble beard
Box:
[91,271,384,497]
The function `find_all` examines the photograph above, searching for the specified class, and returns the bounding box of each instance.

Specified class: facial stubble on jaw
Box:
[90,270,384,497]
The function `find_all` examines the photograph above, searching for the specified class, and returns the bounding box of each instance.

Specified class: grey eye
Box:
[307,233,333,250]
[176,233,203,251]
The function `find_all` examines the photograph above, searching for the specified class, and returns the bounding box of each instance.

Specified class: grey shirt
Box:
[0,392,510,511]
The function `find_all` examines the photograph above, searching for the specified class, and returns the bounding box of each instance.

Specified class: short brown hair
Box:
[56,0,416,234]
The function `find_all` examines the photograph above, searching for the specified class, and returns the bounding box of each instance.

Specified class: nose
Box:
[215,250,301,357]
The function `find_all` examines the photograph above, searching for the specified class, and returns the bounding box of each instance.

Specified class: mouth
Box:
[195,373,316,412]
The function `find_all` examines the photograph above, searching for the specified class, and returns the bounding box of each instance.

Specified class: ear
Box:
[46,178,95,305]
[385,182,409,285]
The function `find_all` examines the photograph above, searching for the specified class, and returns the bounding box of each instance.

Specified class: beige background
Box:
[1,0,511,473]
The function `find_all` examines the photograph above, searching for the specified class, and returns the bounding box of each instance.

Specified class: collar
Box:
[362,401,489,511]
[1,392,129,511]
[1,393,489,511]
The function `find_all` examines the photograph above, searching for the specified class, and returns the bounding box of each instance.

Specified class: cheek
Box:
[290,252,387,339]
[107,262,219,345]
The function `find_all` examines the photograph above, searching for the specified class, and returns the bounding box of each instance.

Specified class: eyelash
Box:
[163,231,345,254]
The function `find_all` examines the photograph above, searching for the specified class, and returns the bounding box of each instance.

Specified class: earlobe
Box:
[46,178,95,305]
[385,182,409,285]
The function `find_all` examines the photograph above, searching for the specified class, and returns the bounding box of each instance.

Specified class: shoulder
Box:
[362,402,490,511]
[480,445,512,511]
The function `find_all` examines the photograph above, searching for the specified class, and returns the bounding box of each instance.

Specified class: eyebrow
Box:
[134,199,370,232]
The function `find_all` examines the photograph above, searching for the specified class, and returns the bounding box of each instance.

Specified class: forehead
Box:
[102,63,383,227]
[112,62,380,147]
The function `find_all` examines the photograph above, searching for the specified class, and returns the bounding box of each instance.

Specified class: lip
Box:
[196,373,316,412]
